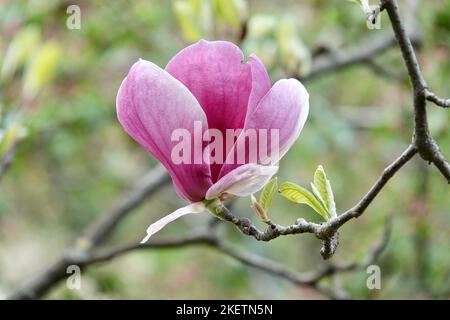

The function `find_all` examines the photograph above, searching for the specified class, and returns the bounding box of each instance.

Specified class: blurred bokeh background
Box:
[0,0,449,299]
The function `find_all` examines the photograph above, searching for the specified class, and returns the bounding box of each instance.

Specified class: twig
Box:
[381,0,450,183]
[9,0,449,300]
[0,140,18,182]
[364,59,406,81]
[9,165,170,299]
[211,145,414,259]
[424,89,450,109]
[81,165,170,247]
[300,33,420,82]
[331,145,417,227]
[11,218,392,300]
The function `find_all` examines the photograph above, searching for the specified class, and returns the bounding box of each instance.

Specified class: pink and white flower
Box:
[116,40,309,242]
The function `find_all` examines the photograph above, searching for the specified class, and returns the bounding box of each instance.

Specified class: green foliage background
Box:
[0,0,449,299]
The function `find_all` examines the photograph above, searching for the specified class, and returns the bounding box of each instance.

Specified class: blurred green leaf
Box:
[247,14,277,39]
[279,181,329,221]
[213,0,241,29]
[1,25,41,82]
[0,123,27,156]
[276,17,311,75]
[173,0,208,42]
[259,177,277,213]
[23,41,61,99]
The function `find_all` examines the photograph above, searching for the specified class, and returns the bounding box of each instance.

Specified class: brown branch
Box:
[331,145,417,227]
[381,0,450,183]
[11,218,392,300]
[81,165,170,247]
[299,33,420,82]
[9,165,170,299]
[9,1,448,300]
[424,89,450,109]
[211,145,415,259]
[0,140,18,182]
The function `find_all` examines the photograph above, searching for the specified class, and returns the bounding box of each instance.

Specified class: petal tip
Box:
[140,233,151,244]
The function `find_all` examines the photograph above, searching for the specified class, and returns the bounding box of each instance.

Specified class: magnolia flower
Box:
[116,40,309,242]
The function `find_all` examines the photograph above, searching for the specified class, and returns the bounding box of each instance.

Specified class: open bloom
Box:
[117,40,309,242]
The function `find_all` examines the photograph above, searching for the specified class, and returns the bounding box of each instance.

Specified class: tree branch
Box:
[0,140,18,182]
[9,1,448,300]
[381,0,450,183]
[211,145,415,259]
[424,89,450,109]
[9,165,170,299]
[81,165,170,247]
[300,33,420,82]
[11,217,392,300]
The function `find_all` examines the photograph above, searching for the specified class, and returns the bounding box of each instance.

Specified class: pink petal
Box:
[246,54,272,116]
[165,41,271,181]
[247,78,309,163]
[117,59,212,202]
[205,163,278,200]
[165,40,251,133]
[219,79,309,178]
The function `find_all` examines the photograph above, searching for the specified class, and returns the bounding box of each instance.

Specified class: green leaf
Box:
[279,181,329,221]
[23,41,61,99]
[259,177,277,212]
[313,165,330,211]
[1,25,41,82]
[311,182,326,208]
[173,0,203,42]
[213,0,241,29]
[313,165,336,218]
[275,17,311,76]
[0,123,27,156]
[325,178,336,218]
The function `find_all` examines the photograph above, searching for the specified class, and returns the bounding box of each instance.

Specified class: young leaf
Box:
[0,123,27,156]
[251,194,269,222]
[259,177,277,212]
[310,182,328,217]
[314,165,336,218]
[279,181,329,221]
[326,178,336,218]
[213,0,241,29]
[1,25,41,82]
[173,0,203,42]
[23,41,61,99]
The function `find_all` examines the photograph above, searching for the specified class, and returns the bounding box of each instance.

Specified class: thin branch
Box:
[21,219,392,301]
[8,232,211,300]
[299,33,420,82]
[9,165,170,299]
[364,59,407,81]
[211,145,415,259]
[82,218,392,298]
[424,89,450,109]
[0,140,18,182]
[81,165,170,247]
[85,232,215,264]
[9,213,392,300]
[381,0,450,182]
[332,144,417,227]
[211,240,348,300]
[9,1,448,300]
